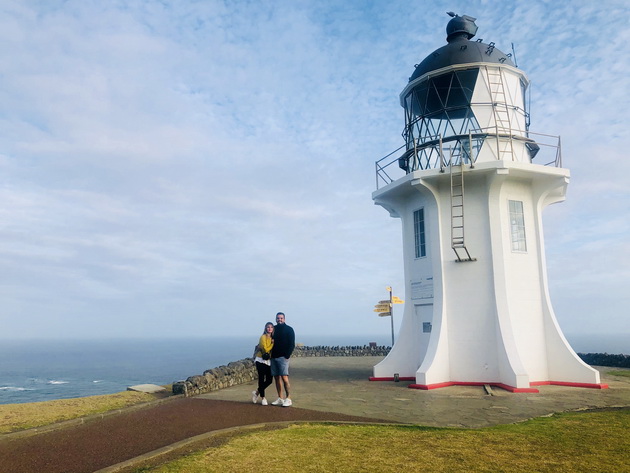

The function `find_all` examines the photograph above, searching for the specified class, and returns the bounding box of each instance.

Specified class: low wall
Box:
[293,345,390,358]
[171,348,626,396]
[172,345,390,397]
[578,353,630,368]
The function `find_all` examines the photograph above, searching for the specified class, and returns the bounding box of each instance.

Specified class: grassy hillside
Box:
[140,408,629,473]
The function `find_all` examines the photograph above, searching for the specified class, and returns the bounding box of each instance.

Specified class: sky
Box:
[1,0,628,345]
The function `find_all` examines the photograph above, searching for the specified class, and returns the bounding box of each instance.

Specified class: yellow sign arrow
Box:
[378,312,392,317]
[374,307,390,313]
[392,296,404,304]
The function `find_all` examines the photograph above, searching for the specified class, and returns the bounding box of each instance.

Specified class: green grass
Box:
[607,370,630,378]
[140,408,630,473]
[0,390,165,433]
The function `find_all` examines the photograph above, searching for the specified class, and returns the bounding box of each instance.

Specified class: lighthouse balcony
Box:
[375,129,561,189]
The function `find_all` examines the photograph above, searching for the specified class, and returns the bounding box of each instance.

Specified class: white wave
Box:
[92,380,103,383]
[46,380,69,385]
[0,386,32,391]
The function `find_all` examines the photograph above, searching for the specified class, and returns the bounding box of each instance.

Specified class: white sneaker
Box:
[271,397,284,406]
[282,398,292,407]
[261,398,268,406]
[252,391,259,404]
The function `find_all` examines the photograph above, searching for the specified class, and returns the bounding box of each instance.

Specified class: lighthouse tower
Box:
[372,14,606,392]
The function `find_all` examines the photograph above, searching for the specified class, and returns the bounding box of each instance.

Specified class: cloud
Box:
[0,0,627,345]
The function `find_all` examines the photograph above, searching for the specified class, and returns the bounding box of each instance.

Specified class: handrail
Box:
[375,144,405,189]
[375,128,562,189]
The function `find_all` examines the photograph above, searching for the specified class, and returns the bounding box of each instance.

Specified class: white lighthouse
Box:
[371,14,607,392]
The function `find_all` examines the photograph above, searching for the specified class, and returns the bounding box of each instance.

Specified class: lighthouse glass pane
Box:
[509,200,527,252]
[455,69,477,102]
[414,208,426,258]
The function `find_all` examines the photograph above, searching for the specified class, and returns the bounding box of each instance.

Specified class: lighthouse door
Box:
[415,303,433,364]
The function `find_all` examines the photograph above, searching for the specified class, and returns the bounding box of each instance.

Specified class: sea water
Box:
[0,334,389,405]
[0,333,626,405]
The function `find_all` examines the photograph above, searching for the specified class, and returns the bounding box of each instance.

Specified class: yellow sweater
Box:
[256,334,274,358]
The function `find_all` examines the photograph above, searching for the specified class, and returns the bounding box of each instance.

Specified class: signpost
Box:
[374,286,404,346]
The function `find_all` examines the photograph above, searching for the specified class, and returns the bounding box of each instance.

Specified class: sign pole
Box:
[388,286,394,346]
[375,288,403,346]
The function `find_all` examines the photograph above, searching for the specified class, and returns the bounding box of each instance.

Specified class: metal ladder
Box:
[485,67,514,160]
[449,147,476,262]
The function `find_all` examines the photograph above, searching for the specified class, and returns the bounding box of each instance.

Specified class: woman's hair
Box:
[262,322,274,334]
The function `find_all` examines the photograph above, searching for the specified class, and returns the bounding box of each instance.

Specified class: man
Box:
[270,311,295,407]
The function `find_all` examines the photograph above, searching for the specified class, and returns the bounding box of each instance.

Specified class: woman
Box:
[252,322,274,405]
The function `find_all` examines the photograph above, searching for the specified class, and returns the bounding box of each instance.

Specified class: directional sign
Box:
[392,296,404,304]
[374,307,390,313]
[378,312,392,317]
[378,300,391,304]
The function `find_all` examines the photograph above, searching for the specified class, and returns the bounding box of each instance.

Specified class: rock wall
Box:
[171,346,626,397]
[578,353,630,368]
[172,345,390,397]
[293,345,390,357]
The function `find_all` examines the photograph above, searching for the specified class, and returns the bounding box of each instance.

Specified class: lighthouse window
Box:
[509,200,527,252]
[414,208,426,258]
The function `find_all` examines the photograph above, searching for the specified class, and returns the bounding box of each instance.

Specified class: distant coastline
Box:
[565,333,629,355]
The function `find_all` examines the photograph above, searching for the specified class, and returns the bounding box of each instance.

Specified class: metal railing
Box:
[375,129,562,189]
[375,144,406,189]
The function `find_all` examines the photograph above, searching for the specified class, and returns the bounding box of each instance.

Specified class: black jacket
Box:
[271,323,295,358]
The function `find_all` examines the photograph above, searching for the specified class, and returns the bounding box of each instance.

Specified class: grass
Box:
[139,408,630,473]
[0,390,164,433]
[608,370,630,378]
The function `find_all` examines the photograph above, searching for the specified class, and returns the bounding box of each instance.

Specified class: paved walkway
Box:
[1,357,628,473]
[200,356,630,428]
[0,398,386,473]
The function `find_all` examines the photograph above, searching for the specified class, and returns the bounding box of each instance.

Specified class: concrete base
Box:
[127,384,167,394]
[199,356,630,428]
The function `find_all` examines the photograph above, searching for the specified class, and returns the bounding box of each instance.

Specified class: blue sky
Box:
[0,0,628,346]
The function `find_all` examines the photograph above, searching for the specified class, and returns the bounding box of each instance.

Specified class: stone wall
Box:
[172,345,390,397]
[578,353,630,368]
[293,345,390,357]
[171,347,626,397]
[172,359,257,397]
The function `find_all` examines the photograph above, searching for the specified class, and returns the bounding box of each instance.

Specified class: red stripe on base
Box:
[408,382,539,393]
[530,381,609,389]
[494,383,539,393]
[369,376,415,382]
[377,379,608,392]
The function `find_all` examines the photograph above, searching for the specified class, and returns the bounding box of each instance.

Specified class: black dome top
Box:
[409,14,514,82]
[446,13,478,41]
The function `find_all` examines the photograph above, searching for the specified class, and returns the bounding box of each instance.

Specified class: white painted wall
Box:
[375,59,601,389]
[373,179,437,378]
[372,161,601,388]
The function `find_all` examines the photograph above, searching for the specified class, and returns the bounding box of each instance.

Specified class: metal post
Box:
[389,286,395,346]
[413,138,418,171]
[439,134,444,172]
[468,131,474,168]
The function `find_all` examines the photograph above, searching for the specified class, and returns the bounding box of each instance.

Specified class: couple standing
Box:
[252,312,295,407]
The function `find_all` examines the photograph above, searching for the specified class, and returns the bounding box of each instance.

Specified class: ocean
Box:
[0,333,626,405]
[0,334,390,405]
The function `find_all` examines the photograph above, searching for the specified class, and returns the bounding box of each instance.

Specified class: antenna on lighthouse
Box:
[511,42,519,67]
